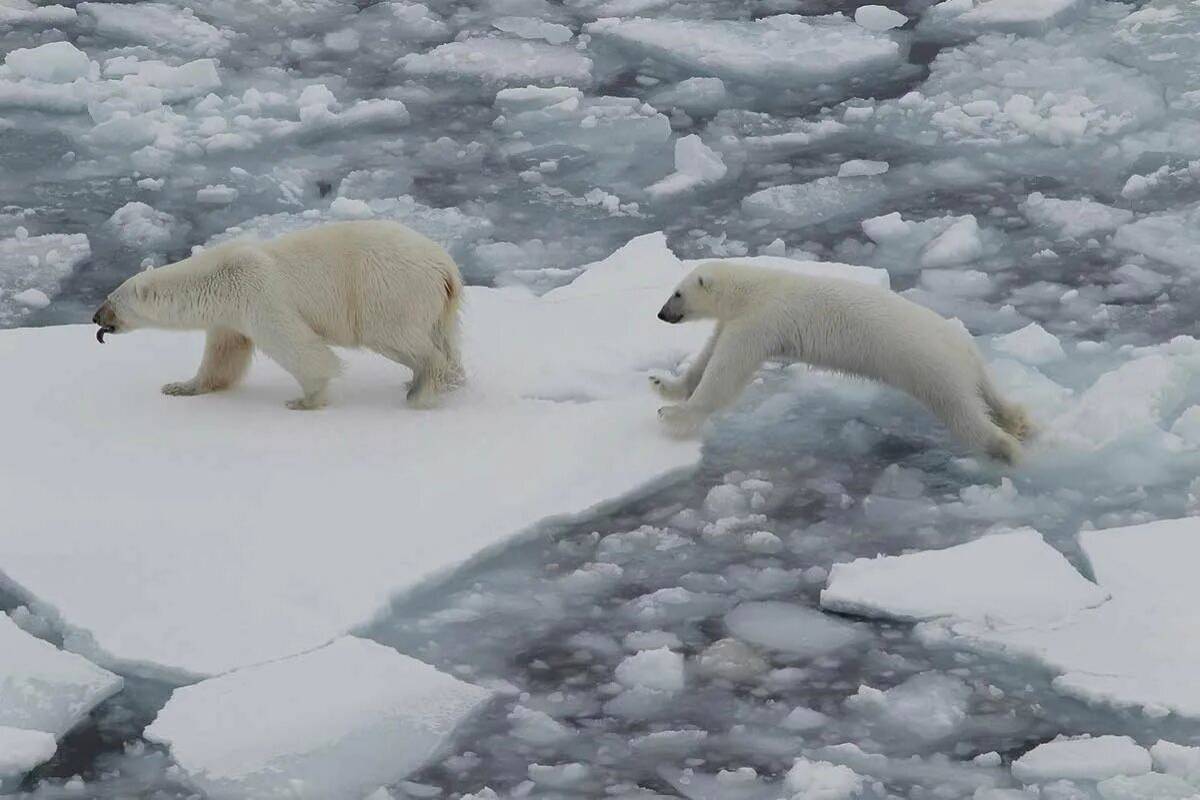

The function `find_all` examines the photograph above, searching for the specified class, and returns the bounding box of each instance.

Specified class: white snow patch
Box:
[146,637,491,800]
[0,727,57,783]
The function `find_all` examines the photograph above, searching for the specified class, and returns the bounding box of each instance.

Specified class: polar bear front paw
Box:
[649,373,689,400]
[162,381,204,396]
[658,404,705,438]
[286,396,326,411]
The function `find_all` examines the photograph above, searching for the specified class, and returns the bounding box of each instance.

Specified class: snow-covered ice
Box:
[825,519,1200,719]
[821,529,1109,626]
[0,728,56,787]
[724,601,865,659]
[145,636,492,800]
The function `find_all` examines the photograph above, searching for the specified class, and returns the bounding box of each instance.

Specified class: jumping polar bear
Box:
[92,220,464,410]
[652,261,1031,462]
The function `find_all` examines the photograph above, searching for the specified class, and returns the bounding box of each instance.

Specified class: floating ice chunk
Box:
[647,134,726,198]
[0,613,122,738]
[11,288,50,308]
[745,161,987,230]
[585,15,902,89]
[837,159,888,178]
[508,705,573,745]
[145,637,492,800]
[821,529,1108,626]
[695,638,768,682]
[648,77,728,116]
[782,706,830,731]
[196,184,238,204]
[615,647,686,692]
[494,16,573,44]
[1020,193,1133,240]
[106,202,184,252]
[1096,773,1198,800]
[78,3,230,56]
[4,41,92,83]
[808,743,1005,793]
[0,727,57,785]
[399,38,593,88]
[703,482,749,518]
[1051,354,1190,450]
[919,215,982,268]
[725,601,864,658]
[1112,203,1200,271]
[920,0,1091,38]
[784,757,865,800]
[855,5,907,31]
[1012,736,1151,784]
[991,323,1064,365]
[0,1,77,29]
[528,762,590,789]
[862,211,910,243]
[1151,740,1200,782]
[845,673,970,742]
[919,268,992,298]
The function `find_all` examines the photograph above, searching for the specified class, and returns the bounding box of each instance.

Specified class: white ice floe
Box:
[0,233,888,677]
[837,159,888,178]
[990,323,1064,365]
[1011,735,1151,784]
[77,2,232,57]
[920,0,1092,39]
[0,727,57,787]
[724,601,865,659]
[585,15,902,90]
[145,636,492,800]
[615,647,685,692]
[844,673,971,742]
[398,38,593,88]
[784,758,865,800]
[821,529,1109,626]
[824,517,1200,718]
[1113,202,1200,272]
[1019,192,1133,240]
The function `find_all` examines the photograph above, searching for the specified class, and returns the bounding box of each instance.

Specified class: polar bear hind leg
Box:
[162,328,254,396]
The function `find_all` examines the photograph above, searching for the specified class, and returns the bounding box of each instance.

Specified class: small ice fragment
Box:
[855,5,907,31]
[992,323,1065,365]
[615,647,685,693]
[837,159,889,178]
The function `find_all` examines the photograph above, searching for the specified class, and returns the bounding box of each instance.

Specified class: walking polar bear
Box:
[92,220,463,410]
[653,261,1031,462]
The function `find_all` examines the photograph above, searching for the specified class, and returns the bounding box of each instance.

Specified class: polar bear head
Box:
[92,269,175,341]
[657,262,733,324]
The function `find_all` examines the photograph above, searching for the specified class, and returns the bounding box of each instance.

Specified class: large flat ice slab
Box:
[822,519,1200,718]
[0,234,887,678]
[145,636,492,800]
[585,14,902,89]
[821,529,1109,626]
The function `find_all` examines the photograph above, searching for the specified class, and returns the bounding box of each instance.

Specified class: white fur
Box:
[101,220,464,410]
[652,261,1030,462]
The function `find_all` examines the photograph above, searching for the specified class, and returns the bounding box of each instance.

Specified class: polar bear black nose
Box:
[93,302,116,327]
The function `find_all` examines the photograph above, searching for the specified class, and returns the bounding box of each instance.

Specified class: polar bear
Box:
[652,261,1031,462]
[92,220,464,410]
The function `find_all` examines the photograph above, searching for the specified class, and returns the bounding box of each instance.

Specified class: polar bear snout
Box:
[93,301,120,342]
[658,295,684,324]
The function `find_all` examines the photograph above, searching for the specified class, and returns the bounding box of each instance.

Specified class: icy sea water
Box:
[5,0,1200,796]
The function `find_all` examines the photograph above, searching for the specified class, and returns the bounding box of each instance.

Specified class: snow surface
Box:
[0,727,56,784]
[0,234,885,678]
[825,519,1200,719]
[145,636,492,800]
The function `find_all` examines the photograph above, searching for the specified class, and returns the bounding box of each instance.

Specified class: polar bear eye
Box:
[697,276,706,289]
[673,291,681,298]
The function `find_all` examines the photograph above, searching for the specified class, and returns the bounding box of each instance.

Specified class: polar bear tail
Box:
[979,374,1034,441]
[434,270,465,385]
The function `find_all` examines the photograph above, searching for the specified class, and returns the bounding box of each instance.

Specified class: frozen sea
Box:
[3,0,1200,798]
